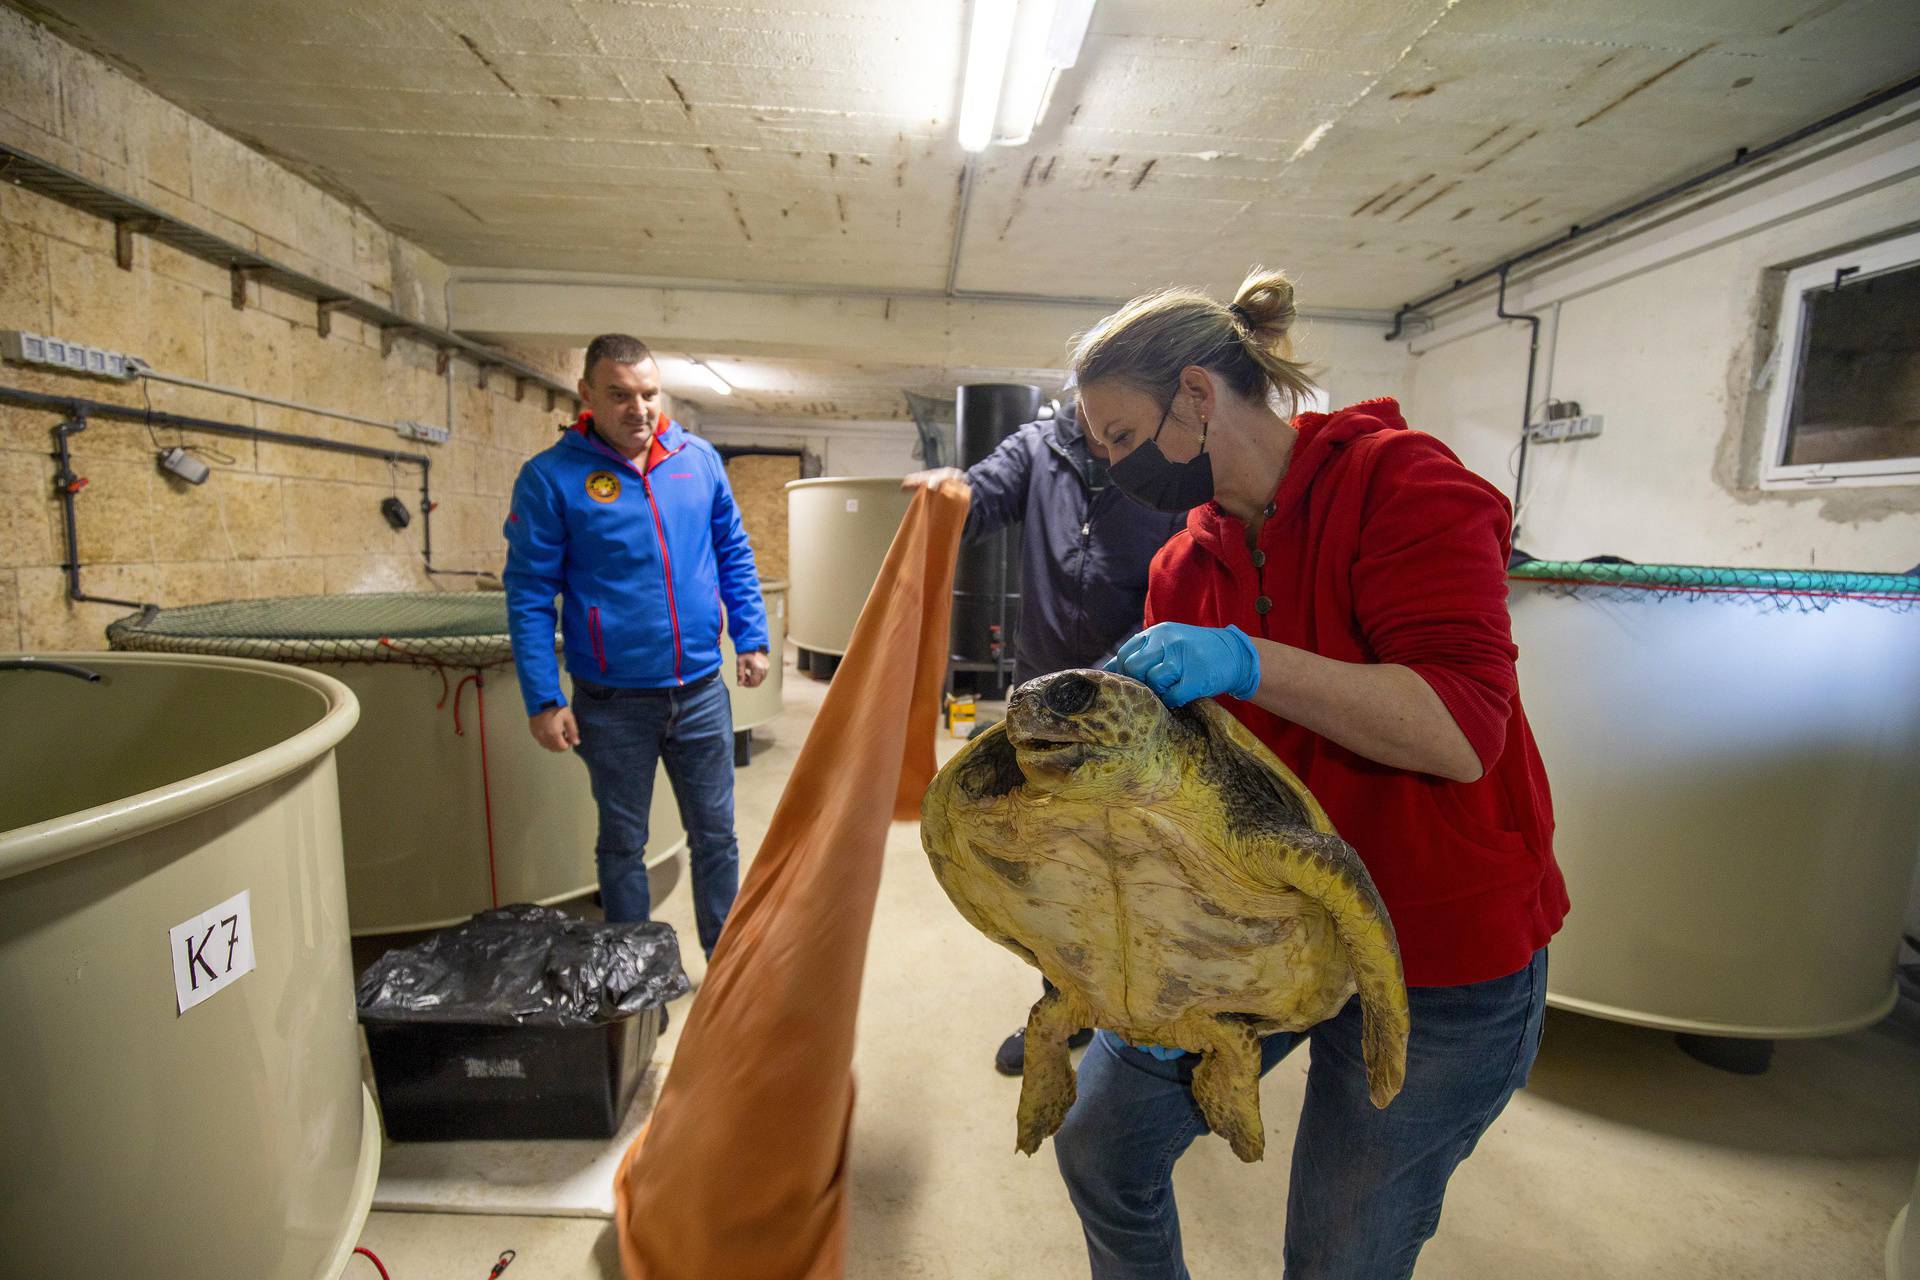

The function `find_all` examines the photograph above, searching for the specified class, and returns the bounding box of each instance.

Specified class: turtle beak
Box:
[1006,672,1099,749]
[1006,672,1110,779]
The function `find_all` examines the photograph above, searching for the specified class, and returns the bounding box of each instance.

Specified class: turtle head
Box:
[1004,669,1179,798]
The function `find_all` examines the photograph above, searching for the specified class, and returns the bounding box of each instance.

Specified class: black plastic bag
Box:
[356,903,690,1028]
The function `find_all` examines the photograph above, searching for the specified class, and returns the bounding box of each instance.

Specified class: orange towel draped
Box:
[614,481,967,1280]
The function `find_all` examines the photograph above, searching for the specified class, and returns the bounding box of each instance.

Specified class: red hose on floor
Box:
[351,1244,515,1277]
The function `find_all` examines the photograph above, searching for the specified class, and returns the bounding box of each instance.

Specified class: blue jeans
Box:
[1055,949,1548,1280]
[570,673,739,957]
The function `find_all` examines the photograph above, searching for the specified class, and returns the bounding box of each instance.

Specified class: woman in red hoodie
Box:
[1051,268,1568,1280]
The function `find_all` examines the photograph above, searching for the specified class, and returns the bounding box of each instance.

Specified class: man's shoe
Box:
[994,1029,1027,1076]
[995,1026,1095,1076]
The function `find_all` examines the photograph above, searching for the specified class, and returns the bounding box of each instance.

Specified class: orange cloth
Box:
[614,481,967,1280]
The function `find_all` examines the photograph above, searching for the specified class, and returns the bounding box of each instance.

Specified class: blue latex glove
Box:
[1130,1041,1189,1061]
[1104,622,1261,707]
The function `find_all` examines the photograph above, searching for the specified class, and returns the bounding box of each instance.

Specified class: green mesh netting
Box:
[106,592,522,667]
[1509,560,1920,611]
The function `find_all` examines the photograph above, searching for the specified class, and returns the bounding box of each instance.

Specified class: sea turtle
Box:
[920,668,1409,1162]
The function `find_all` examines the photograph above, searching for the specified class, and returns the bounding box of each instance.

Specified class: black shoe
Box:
[995,1029,1027,1076]
[995,1026,1095,1076]
[657,1005,670,1035]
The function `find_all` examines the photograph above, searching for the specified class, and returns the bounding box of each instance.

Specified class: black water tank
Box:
[952,383,1041,675]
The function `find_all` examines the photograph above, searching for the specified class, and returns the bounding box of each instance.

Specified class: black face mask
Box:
[1109,400,1213,512]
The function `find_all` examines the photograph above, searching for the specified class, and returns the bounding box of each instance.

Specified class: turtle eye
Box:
[1044,673,1098,716]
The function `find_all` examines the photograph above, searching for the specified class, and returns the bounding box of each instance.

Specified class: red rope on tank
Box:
[453,671,502,910]
[377,636,452,707]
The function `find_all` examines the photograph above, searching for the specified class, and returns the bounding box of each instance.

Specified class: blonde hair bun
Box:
[1232,267,1297,339]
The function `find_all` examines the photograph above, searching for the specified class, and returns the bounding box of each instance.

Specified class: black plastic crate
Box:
[365,1011,655,1142]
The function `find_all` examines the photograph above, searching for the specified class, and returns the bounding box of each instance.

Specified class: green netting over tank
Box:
[1509,560,1920,611]
[106,592,522,667]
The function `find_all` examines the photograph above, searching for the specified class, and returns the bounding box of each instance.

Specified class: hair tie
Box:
[1227,302,1254,329]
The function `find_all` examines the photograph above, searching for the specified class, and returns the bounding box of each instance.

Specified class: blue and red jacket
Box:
[502,414,768,716]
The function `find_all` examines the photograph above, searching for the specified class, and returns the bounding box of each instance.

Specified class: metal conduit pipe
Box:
[1383,72,1920,341]
[1494,268,1542,544]
[135,365,421,436]
[0,384,486,610]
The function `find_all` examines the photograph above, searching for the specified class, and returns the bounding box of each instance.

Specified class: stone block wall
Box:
[0,8,584,650]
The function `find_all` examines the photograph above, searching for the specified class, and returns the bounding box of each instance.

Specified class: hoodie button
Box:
[1250,550,1266,568]
[1255,596,1272,615]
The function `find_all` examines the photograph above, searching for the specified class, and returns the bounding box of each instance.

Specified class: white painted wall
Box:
[1403,172,1920,572]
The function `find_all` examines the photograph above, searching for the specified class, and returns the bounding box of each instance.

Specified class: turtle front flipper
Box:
[1271,828,1409,1108]
[1201,822,1410,1109]
[1015,984,1096,1155]
[1179,699,1409,1108]
[1186,1016,1265,1162]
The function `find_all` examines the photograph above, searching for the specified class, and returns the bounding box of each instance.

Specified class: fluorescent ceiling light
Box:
[958,0,1099,152]
[686,357,733,397]
[959,0,1018,153]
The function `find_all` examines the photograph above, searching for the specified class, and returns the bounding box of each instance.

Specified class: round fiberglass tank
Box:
[0,651,377,1279]
[722,579,787,731]
[107,594,685,936]
[786,478,913,657]
[1508,563,1920,1038]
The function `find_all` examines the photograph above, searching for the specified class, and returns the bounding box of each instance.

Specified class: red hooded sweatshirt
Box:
[1145,398,1568,987]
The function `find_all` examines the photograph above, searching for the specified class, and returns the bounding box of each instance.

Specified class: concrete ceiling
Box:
[17,0,1920,423]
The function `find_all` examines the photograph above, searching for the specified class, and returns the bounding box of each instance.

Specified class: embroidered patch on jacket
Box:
[585,471,621,503]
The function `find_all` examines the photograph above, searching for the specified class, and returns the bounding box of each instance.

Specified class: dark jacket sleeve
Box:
[961,423,1041,542]
[1350,433,1520,772]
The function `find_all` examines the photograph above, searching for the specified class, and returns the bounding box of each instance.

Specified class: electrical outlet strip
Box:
[397,420,452,444]
[1,329,137,379]
[1527,414,1604,444]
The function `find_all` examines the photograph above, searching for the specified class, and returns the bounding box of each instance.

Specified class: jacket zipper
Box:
[642,476,685,682]
[579,423,689,683]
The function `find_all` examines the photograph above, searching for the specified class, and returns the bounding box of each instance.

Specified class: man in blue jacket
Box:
[905,400,1184,1072]
[504,334,769,960]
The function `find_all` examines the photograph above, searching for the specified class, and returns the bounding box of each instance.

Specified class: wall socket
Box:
[2,329,138,379]
[1527,414,1604,444]
[397,420,451,444]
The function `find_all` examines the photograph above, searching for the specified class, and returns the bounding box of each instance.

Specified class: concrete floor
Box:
[352,652,1920,1279]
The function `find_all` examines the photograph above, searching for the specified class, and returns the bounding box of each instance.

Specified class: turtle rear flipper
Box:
[1016,984,1096,1155]
[1186,1017,1265,1161]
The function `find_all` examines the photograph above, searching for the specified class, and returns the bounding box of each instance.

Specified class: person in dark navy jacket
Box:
[504,334,769,959]
[905,400,1185,1075]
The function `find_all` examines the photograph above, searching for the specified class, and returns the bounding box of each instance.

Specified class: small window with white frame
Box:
[1759,229,1920,489]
